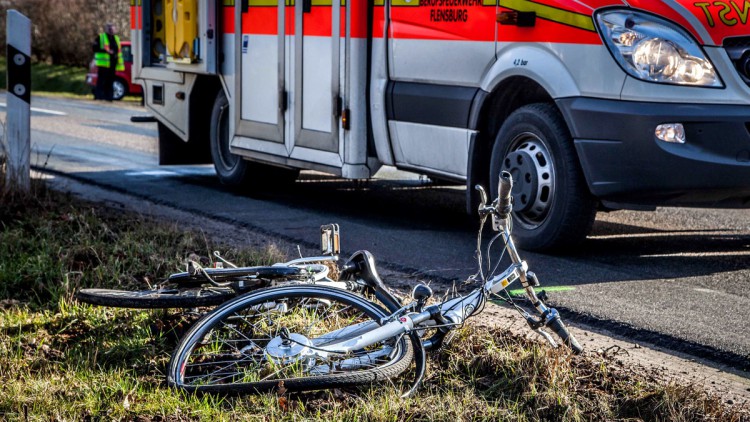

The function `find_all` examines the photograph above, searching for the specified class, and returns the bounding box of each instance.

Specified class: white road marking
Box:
[125,170,178,176]
[0,102,67,116]
[640,251,750,258]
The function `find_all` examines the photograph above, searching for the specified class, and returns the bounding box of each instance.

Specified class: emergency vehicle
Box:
[130,0,750,251]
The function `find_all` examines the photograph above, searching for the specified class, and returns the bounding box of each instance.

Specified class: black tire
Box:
[489,103,597,251]
[209,91,299,189]
[76,287,236,309]
[166,265,303,287]
[168,285,414,394]
[210,90,251,186]
[112,78,127,101]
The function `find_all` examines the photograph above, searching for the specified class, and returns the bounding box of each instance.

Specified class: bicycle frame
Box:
[310,225,529,355]
[302,180,574,362]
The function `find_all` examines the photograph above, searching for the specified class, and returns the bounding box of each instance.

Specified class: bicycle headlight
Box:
[596,9,722,87]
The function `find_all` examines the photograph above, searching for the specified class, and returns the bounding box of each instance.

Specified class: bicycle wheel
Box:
[76,287,236,309]
[168,285,414,394]
[167,266,304,286]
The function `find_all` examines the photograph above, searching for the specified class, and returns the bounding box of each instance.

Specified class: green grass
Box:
[0,176,747,420]
[0,57,140,101]
[0,56,91,97]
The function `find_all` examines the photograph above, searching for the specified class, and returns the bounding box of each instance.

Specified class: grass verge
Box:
[0,177,747,420]
[0,56,89,97]
[0,57,140,101]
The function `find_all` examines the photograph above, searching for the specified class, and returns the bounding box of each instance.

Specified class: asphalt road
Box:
[2,94,749,372]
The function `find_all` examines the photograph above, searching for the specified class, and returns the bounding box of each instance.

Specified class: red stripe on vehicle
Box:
[222,5,235,34]
[343,2,384,39]
[390,5,496,42]
[497,16,602,44]
[301,6,349,37]
[241,6,279,35]
[350,0,369,38]
[302,6,333,37]
[285,6,296,36]
[373,4,385,38]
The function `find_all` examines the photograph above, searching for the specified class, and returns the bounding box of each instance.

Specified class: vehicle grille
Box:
[723,36,750,87]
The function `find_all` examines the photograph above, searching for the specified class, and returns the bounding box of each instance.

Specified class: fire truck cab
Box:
[130,0,750,251]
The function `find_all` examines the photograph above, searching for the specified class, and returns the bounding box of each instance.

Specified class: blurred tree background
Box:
[0,0,130,66]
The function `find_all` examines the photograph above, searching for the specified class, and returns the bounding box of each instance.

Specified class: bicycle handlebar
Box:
[497,171,513,219]
[475,171,514,221]
[546,313,583,354]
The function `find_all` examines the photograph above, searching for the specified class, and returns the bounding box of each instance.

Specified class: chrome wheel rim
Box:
[112,80,125,100]
[501,133,555,229]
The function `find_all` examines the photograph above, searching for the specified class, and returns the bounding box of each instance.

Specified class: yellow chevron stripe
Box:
[499,0,595,31]
[248,0,277,5]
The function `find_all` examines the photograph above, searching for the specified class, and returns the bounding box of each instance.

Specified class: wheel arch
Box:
[466,75,556,215]
[466,45,586,214]
[187,74,224,163]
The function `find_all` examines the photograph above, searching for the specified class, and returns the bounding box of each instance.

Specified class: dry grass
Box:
[0,176,747,420]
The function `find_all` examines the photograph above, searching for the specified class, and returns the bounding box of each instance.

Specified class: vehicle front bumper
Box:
[558,97,750,207]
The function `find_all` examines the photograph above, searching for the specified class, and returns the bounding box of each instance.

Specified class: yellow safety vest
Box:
[95,33,125,71]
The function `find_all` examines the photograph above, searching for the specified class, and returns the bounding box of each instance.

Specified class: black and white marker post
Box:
[5,10,31,193]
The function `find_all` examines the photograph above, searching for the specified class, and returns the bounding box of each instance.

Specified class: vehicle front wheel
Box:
[489,103,596,252]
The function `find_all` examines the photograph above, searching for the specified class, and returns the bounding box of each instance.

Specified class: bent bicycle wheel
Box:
[76,287,236,309]
[168,285,414,394]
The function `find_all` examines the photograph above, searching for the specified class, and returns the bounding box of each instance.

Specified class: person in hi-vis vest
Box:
[92,23,124,101]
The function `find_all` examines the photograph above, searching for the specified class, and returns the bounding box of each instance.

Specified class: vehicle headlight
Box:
[596,9,722,87]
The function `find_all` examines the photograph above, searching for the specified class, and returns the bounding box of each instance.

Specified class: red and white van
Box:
[129,0,750,251]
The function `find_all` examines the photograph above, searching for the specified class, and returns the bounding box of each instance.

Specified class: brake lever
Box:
[523,310,560,348]
[213,251,238,268]
[475,185,497,217]
[536,328,559,348]
[475,185,488,209]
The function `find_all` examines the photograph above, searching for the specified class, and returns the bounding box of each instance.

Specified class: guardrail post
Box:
[5,10,31,194]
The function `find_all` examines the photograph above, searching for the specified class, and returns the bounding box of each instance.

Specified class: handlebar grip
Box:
[546,315,583,354]
[497,171,513,215]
